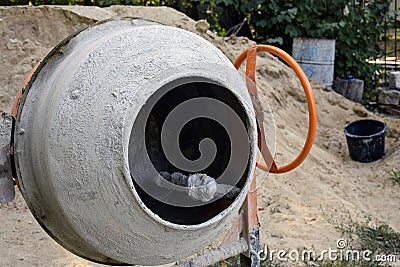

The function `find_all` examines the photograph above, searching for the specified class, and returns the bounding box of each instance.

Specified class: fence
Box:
[359,0,400,88]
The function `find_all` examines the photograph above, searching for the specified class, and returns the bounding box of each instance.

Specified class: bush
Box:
[195,0,391,98]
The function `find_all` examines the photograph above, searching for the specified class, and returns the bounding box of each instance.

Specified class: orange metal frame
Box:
[234,45,317,174]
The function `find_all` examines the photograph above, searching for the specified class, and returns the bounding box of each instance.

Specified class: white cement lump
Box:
[158,171,240,202]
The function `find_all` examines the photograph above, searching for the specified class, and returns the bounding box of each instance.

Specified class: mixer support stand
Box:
[238,174,260,267]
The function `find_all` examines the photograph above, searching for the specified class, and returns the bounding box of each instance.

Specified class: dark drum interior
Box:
[131,81,251,225]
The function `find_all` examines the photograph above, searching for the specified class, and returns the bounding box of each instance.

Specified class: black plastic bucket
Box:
[344,119,386,163]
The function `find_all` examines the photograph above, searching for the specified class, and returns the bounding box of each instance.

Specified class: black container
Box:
[344,119,386,163]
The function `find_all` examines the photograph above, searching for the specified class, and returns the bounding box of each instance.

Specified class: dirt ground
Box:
[0,5,399,267]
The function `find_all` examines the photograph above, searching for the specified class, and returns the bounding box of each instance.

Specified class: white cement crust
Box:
[14,19,257,265]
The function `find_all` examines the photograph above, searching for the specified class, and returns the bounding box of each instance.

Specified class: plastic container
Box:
[292,38,336,87]
[344,119,386,163]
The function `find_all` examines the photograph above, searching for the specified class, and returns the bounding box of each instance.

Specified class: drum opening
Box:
[129,81,252,225]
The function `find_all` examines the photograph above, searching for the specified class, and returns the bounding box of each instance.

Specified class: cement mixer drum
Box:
[12,19,257,265]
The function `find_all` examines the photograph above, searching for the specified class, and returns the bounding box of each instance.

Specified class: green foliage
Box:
[1,0,393,100]
[92,0,136,7]
[89,0,180,7]
[269,206,281,214]
[335,1,390,92]
[193,0,227,34]
[324,213,400,267]
[192,0,391,100]
[8,0,29,4]
[30,0,75,4]
[336,214,400,257]
[389,170,400,185]
[242,0,348,46]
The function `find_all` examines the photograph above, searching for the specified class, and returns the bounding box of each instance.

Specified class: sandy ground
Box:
[0,5,399,267]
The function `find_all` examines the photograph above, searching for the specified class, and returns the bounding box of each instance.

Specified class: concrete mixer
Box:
[0,18,317,266]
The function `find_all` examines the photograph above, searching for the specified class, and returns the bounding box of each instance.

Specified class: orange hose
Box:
[234,45,317,174]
